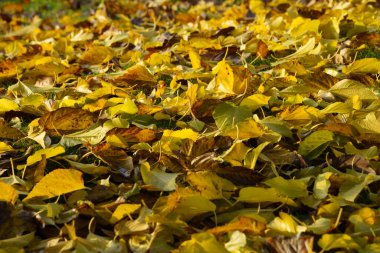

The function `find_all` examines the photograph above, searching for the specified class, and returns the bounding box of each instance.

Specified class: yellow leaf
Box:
[23,169,85,202]
[189,49,201,69]
[110,204,141,223]
[26,146,65,167]
[162,128,198,142]
[107,98,138,116]
[280,106,322,123]
[222,142,251,166]
[0,142,14,153]
[115,64,156,84]
[0,181,18,204]
[0,60,18,78]
[146,52,171,66]
[212,59,235,94]
[240,94,270,111]
[289,17,320,38]
[225,119,264,140]
[80,46,114,65]
[187,171,236,199]
[343,58,380,75]
[39,108,97,136]
[0,98,19,115]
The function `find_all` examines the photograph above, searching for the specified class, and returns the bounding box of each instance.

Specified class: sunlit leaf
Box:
[26,145,65,167]
[343,58,380,74]
[212,59,235,94]
[265,176,308,198]
[24,169,85,201]
[39,108,97,136]
[110,203,141,223]
[178,232,229,253]
[0,99,19,115]
[0,181,18,204]
[329,79,378,101]
[318,234,359,251]
[238,187,296,206]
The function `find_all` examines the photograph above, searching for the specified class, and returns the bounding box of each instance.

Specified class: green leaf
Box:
[260,116,292,138]
[140,162,179,191]
[60,124,108,146]
[339,173,380,202]
[187,171,236,199]
[313,172,332,200]
[353,112,380,134]
[318,234,359,251]
[307,217,333,234]
[0,232,35,248]
[321,102,352,114]
[244,141,270,170]
[298,130,334,159]
[268,212,306,236]
[212,102,251,131]
[329,79,378,101]
[238,187,296,206]
[264,176,308,198]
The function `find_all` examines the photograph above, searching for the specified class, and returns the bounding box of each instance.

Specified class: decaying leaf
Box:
[39,108,97,136]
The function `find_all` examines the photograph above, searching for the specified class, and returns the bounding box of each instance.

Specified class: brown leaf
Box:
[192,99,222,120]
[0,119,25,139]
[39,108,97,136]
[114,64,156,85]
[0,60,17,79]
[268,235,314,253]
[107,126,159,143]
[256,40,269,58]
[207,216,266,235]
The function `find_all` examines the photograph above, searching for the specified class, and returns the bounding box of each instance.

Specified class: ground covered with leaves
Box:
[0,0,380,252]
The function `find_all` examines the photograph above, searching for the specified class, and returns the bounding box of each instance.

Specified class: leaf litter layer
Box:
[0,0,379,252]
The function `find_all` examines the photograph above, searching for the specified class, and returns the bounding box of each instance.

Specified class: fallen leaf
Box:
[24,169,85,202]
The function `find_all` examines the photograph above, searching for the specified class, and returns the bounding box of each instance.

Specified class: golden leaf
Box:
[23,169,85,202]
[0,181,18,204]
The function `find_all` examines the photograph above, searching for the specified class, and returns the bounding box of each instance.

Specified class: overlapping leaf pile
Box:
[0,0,380,252]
